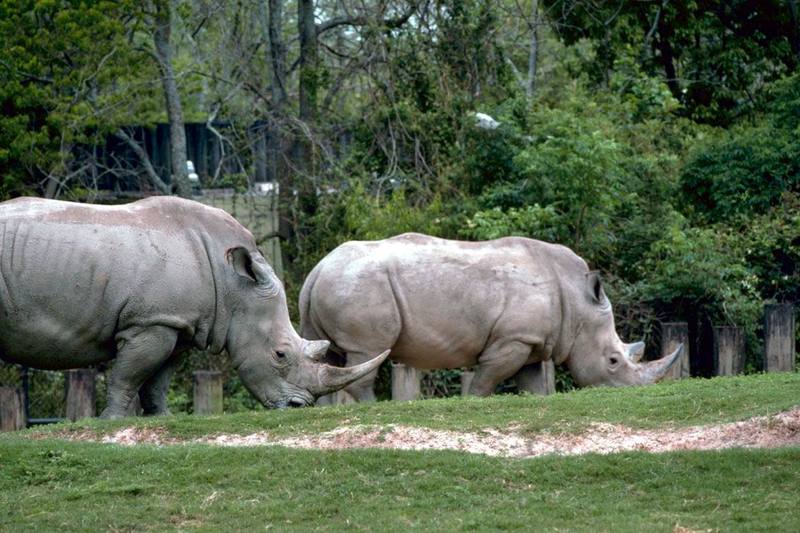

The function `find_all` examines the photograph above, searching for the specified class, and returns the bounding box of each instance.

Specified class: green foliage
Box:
[340,184,447,241]
[610,53,681,121]
[541,0,799,125]
[681,76,800,224]
[462,204,560,242]
[740,195,800,301]
[292,180,456,284]
[0,0,144,197]
[636,223,761,324]
[461,123,520,194]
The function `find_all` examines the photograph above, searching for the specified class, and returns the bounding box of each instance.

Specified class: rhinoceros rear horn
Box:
[637,343,684,384]
[306,350,391,397]
[624,341,646,363]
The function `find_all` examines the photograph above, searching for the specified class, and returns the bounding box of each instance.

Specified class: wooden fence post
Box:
[461,370,475,396]
[515,361,556,395]
[193,371,224,415]
[66,369,96,421]
[0,387,25,431]
[713,326,745,376]
[391,362,420,401]
[662,322,691,380]
[764,304,796,373]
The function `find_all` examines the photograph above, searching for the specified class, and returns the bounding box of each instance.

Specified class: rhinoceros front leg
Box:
[101,325,179,419]
[469,340,532,396]
[138,355,180,416]
[340,351,379,402]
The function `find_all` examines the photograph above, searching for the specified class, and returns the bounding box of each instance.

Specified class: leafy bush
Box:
[462,204,560,242]
[681,74,800,224]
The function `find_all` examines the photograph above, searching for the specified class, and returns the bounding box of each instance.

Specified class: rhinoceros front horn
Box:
[637,344,684,384]
[306,350,391,397]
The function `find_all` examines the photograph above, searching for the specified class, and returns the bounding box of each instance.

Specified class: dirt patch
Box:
[42,407,800,458]
[44,426,180,446]
[197,407,800,457]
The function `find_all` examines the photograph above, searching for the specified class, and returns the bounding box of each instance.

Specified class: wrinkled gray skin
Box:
[300,233,682,401]
[0,197,388,418]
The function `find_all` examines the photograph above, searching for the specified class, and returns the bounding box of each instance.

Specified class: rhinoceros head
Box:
[223,247,389,408]
[564,271,683,387]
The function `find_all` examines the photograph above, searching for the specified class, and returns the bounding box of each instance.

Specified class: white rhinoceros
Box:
[0,196,387,418]
[299,233,681,401]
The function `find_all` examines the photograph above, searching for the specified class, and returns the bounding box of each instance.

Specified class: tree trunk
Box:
[294,0,319,219]
[789,0,800,68]
[266,0,287,109]
[153,0,190,197]
[526,0,539,98]
[655,17,681,99]
[263,0,294,239]
[298,0,318,126]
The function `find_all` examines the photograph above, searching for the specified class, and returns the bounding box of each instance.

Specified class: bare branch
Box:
[113,128,171,194]
[316,0,421,35]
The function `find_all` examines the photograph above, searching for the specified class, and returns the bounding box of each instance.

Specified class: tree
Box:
[541,0,800,124]
[0,0,137,198]
[149,0,191,197]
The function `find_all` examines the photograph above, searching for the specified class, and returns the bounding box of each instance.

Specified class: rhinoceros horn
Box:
[636,344,684,384]
[305,349,391,396]
[624,341,646,363]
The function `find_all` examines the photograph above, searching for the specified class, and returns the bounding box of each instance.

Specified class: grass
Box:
[1,441,798,531]
[0,373,798,531]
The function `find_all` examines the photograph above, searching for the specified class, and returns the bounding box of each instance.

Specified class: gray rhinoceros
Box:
[299,233,682,401]
[0,196,388,418]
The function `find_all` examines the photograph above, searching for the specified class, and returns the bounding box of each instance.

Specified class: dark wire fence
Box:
[0,364,111,425]
[0,365,66,425]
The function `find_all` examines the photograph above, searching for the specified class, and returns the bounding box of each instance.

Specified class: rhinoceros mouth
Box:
[287,397,310,408]
[265,390,315,409]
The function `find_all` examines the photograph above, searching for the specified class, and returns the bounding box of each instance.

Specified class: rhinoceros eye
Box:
[275,351,286,359]
[609,356,619,366]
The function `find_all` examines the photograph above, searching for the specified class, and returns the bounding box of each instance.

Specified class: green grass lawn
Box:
[1,373,798,531]
[22,372,800,440]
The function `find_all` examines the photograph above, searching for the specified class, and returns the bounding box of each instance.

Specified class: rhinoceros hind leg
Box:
[101,326,179,419]
[469,340,532,396]
[138,355,180,416]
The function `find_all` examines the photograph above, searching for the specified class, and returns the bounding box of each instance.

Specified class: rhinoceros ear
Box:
[227,247,273,285]
[586,271,608,305]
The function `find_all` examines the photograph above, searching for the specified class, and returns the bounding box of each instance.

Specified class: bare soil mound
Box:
[53,406,800,458]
